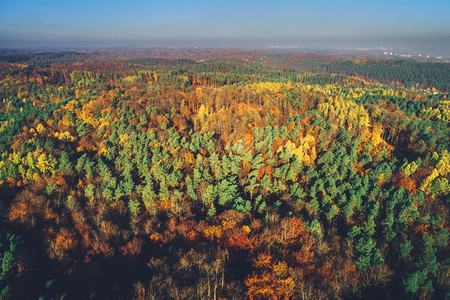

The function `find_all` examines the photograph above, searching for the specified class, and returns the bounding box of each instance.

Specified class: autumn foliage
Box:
[0,49,448,299]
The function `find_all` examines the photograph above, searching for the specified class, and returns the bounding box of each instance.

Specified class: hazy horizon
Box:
[1,0,450,54]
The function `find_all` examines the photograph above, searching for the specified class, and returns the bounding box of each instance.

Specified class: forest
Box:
[0,49,448,299]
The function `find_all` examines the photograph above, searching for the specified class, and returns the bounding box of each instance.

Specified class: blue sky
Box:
[1,0,449,51]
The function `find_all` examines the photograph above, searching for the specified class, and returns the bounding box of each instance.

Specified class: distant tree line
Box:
[324,60,450,91]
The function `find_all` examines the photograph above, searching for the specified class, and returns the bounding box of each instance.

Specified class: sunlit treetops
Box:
[0,55,448,299]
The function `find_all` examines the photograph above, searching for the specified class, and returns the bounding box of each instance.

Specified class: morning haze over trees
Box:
[0,49,448,299]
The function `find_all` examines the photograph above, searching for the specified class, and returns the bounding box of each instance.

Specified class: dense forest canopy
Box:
[0,49,448,299]
[323,60,450,92]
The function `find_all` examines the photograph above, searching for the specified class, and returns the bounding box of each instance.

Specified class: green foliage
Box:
[0,231,21,297]
[59,150,73,172]
[0,51,448,299]
[325,60,450,91]
[354,236,384,270]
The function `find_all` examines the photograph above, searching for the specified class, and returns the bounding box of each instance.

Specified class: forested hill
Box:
[323,59,450,92]
[2,49,448,91]
[0,51,448,299]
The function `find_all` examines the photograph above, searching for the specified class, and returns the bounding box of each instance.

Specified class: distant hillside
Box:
[324,60,450,91]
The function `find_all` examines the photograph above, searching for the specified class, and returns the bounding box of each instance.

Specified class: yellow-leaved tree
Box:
[317,96,370,129]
